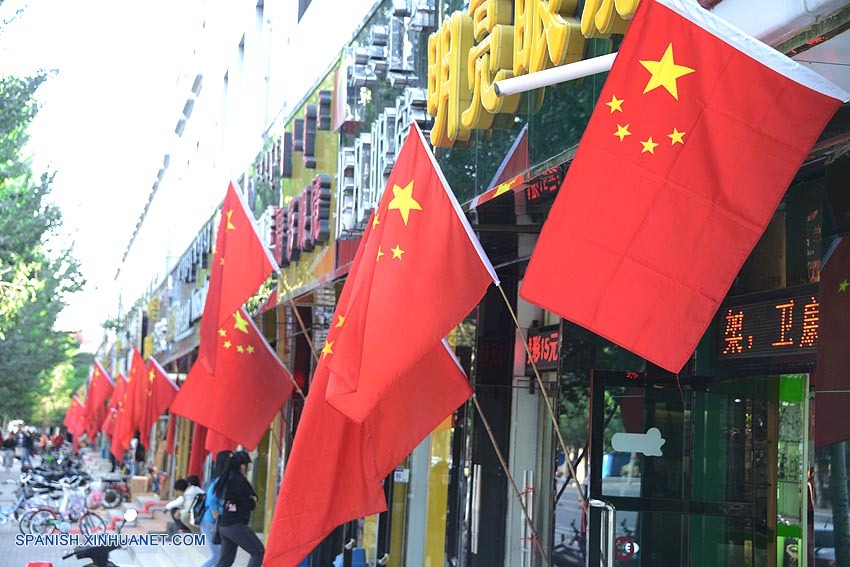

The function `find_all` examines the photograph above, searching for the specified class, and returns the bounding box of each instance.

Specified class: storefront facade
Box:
[102,1,850,566]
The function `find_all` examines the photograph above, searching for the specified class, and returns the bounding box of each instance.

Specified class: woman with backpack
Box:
[214,450,264,567]
[200,450,232,567]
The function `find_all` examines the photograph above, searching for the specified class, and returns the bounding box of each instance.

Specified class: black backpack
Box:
[190,492,207,526]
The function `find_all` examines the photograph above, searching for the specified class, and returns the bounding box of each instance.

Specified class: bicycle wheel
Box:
[18,506,54,535]
[78,511,107,535]
[27,508,59,535]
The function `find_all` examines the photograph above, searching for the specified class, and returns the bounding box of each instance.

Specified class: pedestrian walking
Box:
[214,450,263,567]
[200,450,232,567]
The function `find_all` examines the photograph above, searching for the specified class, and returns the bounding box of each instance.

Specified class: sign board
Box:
[714,284,819,364]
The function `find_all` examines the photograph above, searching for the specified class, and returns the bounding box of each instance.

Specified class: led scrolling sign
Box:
[714,284,819,363]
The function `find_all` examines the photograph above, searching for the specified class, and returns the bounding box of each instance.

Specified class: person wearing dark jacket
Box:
[214,450,263,567]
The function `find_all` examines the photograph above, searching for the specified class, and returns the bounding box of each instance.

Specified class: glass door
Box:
[587,371,772,567]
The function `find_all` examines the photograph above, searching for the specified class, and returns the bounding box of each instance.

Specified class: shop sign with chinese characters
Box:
[426,0,641,148]
[525,324,560,373]
[714,284,819,364]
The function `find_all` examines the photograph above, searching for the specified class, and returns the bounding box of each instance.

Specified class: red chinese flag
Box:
[325,123,496,422]
[102,374,127,437]
[265,343,470,567]
[197,181,279,374]
[84,361,114,439]
[815,236,850,449]
[115,347,147,451]
[205,428,239,455]
[187,424,208,478]
[64,395,86,439]
[171,307,293,450]
[520,0,848,373]
[265,214,474,567]
[138,357,179,450]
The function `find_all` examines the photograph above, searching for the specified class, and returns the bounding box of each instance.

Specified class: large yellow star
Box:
[840,279,849,293]
[322,341,334,358]
[377,247,385,262]
[391,245,405,259]
[387,180,422,225]
[641,137,659,154]
[335,314,345,328]
[606,95,624,113]
[614,124,631,142]
[640,43,695,100]
[668,128,686,145]
[233,311,249,334]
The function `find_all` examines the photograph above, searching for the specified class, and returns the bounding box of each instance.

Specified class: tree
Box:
[0,72,85,422]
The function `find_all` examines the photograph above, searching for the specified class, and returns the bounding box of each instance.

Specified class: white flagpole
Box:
[493,53,617,97]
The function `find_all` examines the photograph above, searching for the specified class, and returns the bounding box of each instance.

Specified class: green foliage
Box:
[0,72,85,423]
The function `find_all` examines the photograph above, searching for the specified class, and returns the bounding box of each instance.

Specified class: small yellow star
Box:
[391,245,404,259]
[223,340,232,349]
[218,328,227,337]
[668,128,686,145]
[322,341,334,358]
[640,43,695,100]
[641,137,659,154]
[237,345,245,353]
[246,345,255,354]
[606,95,624,113]
[372,213,380,229]
[840,279,849,293]
[614,124,631,142]
[377,247,385,262]
[387,180,422,225]
[335,315,345,328]
[149,370,155,383]
[233,311,249,334]
[219,257,225,266]
[225,209,236,230]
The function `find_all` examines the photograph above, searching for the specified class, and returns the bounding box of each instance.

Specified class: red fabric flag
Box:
[115,347,147,452]
[138,357,179,450]
[64,395,86,439]
[165,414,177,455]
[815,236,850,449]
[84,361,114,439]
[519,0,848,373]
[205,428,239,455]
[265,343,470,567]
[187,424,208,478]
[265,213,474,567]
[325,123,496,422]
[102,374,126,437]
[197,181,279,374]
[171,307,293,450]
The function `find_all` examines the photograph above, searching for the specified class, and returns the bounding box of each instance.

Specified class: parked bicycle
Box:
[21,475,107,535]
[0,474,57,527]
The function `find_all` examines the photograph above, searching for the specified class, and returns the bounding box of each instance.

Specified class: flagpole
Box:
[493,53,616,97]
[495,284,589,509]
[471,394,550,567]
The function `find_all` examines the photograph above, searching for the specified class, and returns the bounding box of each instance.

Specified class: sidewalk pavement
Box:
[0,450,257,567]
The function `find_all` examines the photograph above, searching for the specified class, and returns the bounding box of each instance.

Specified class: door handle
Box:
[589,499,616,567]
